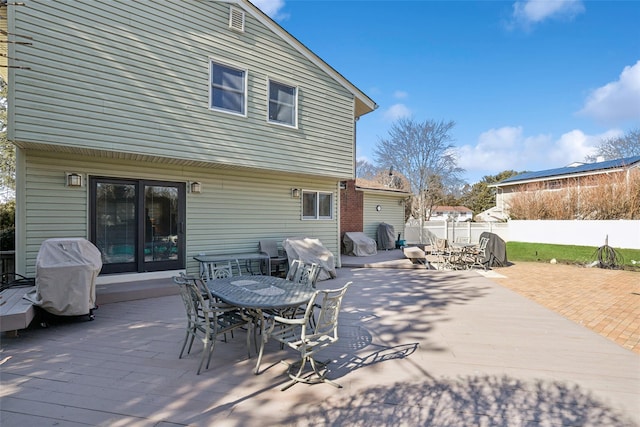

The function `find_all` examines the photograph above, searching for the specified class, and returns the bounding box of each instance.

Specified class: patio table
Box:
[206,275,315,373]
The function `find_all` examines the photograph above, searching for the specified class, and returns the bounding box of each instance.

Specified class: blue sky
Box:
[253,0,640,184]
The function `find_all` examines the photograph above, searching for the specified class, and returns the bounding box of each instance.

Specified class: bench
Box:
[403,246,426,264]
[0,287,36,334]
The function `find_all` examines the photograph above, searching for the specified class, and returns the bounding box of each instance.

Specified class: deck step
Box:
[0,287,36,333]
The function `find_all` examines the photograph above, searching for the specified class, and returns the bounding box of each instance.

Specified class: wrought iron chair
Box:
[429,235,453,270]
[173,275,251,374]
[200,260,241,281]
[469,237,490,270]
[257,282,352,390]
[286,259,320,288]
[259,240,289,276]
[273,259,321,322]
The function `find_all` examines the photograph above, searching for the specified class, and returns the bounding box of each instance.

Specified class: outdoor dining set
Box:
[173,240,351,391]
[428,236,490,270]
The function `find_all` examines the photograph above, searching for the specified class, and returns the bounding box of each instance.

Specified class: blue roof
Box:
[499,155,640,184]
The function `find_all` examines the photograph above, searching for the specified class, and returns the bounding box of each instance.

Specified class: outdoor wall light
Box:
[376,204,382,212]
[190,181,202,194]
[66,172,83,187]
[291,188,300,198]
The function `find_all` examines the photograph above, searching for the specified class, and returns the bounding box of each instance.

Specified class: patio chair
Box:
[469,237,490,270]
[428,236,452,270]
[259,240,288,276]
[173,275,251,374]
[200,260,241,281]
[256,282,352,390]
[270,259,321,321]
[286,259,320,288]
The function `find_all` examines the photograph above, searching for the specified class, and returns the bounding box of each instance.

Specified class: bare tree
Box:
[355,159,378,180]
[0,79,14,200]
[585,128,640,162]
[374,118,464,242]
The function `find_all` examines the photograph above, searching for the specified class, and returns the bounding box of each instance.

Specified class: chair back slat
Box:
[286,259,320,288]
[200,260,241,281]
[306,282,351,339]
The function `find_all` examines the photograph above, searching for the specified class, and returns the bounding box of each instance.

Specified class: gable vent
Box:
[229,7,245,32]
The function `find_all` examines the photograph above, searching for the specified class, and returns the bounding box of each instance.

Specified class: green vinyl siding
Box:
[19,151,341,277]
[10,0,356,179]
[363,194,406,244]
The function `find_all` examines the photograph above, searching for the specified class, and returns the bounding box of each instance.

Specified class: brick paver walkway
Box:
[489,262,640,354]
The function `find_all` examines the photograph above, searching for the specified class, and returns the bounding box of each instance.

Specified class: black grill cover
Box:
[377,223,396,250]
[479,232,508,267]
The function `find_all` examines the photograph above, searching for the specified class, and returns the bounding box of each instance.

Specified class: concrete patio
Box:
[1,252,639,426]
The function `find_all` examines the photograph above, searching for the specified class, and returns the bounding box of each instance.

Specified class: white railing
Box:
[404,219,639,249]
[404,219,508,245]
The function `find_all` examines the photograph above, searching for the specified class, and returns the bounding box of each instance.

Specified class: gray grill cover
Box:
[283,237,337,281]
[479,232,508,267]
[377,223,396,250]
[27,238,102,316]
[343,232,377,256]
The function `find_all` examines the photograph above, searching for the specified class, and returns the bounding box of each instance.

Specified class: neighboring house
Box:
[487,156,640,219]
[428,206,473,222]
[3,0,376,283]
[340,179,410,249]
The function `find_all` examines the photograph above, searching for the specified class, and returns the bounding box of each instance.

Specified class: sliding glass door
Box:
[90,178,185,274]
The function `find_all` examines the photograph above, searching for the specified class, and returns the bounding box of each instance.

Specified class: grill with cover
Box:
[26,238,102,320]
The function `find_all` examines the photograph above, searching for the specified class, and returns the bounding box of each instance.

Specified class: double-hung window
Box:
[268,80,297,127]
[210,60,246,115]
[302,190,333,220]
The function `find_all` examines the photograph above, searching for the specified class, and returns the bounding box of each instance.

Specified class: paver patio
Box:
[1,261,638,426]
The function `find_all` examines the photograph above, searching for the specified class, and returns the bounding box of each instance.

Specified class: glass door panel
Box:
[94,181,137,273]
[144,185,179,264]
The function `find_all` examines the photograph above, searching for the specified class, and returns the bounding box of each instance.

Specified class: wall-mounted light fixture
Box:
[189,181,202,194]
[66,172,83,187]
[291,188,300,198]
[376,204,382,212]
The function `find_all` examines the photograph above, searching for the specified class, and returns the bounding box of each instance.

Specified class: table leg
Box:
[254,309,268,374]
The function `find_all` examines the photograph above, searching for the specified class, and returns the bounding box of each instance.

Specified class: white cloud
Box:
[510,0,584,29]
[393,90,408,100]
[251,0,287,19]
[457,126,623,182]
[382,103,411,121]
[578,60,640,125]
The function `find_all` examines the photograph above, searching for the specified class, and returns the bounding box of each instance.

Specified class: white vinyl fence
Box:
[404,219,640,249]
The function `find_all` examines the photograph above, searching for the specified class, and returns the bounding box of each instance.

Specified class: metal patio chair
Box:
[200,260,241,281]
[259,240,289,276]
[173,275,250,374]
[257,282,352,390]
[469,237,490,270]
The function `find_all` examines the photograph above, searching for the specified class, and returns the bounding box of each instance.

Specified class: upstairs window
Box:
[210,61,246,115]
[268,80,297,127]
[302,191,333,220]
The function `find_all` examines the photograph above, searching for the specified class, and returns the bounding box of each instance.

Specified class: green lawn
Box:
[506,241,640,271]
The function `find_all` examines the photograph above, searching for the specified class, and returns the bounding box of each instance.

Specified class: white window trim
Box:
[209,58,248,117]
[267,78,298,128]
[302,190,333,220]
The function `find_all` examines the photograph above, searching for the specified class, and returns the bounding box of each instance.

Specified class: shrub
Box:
[507,169,640,220]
